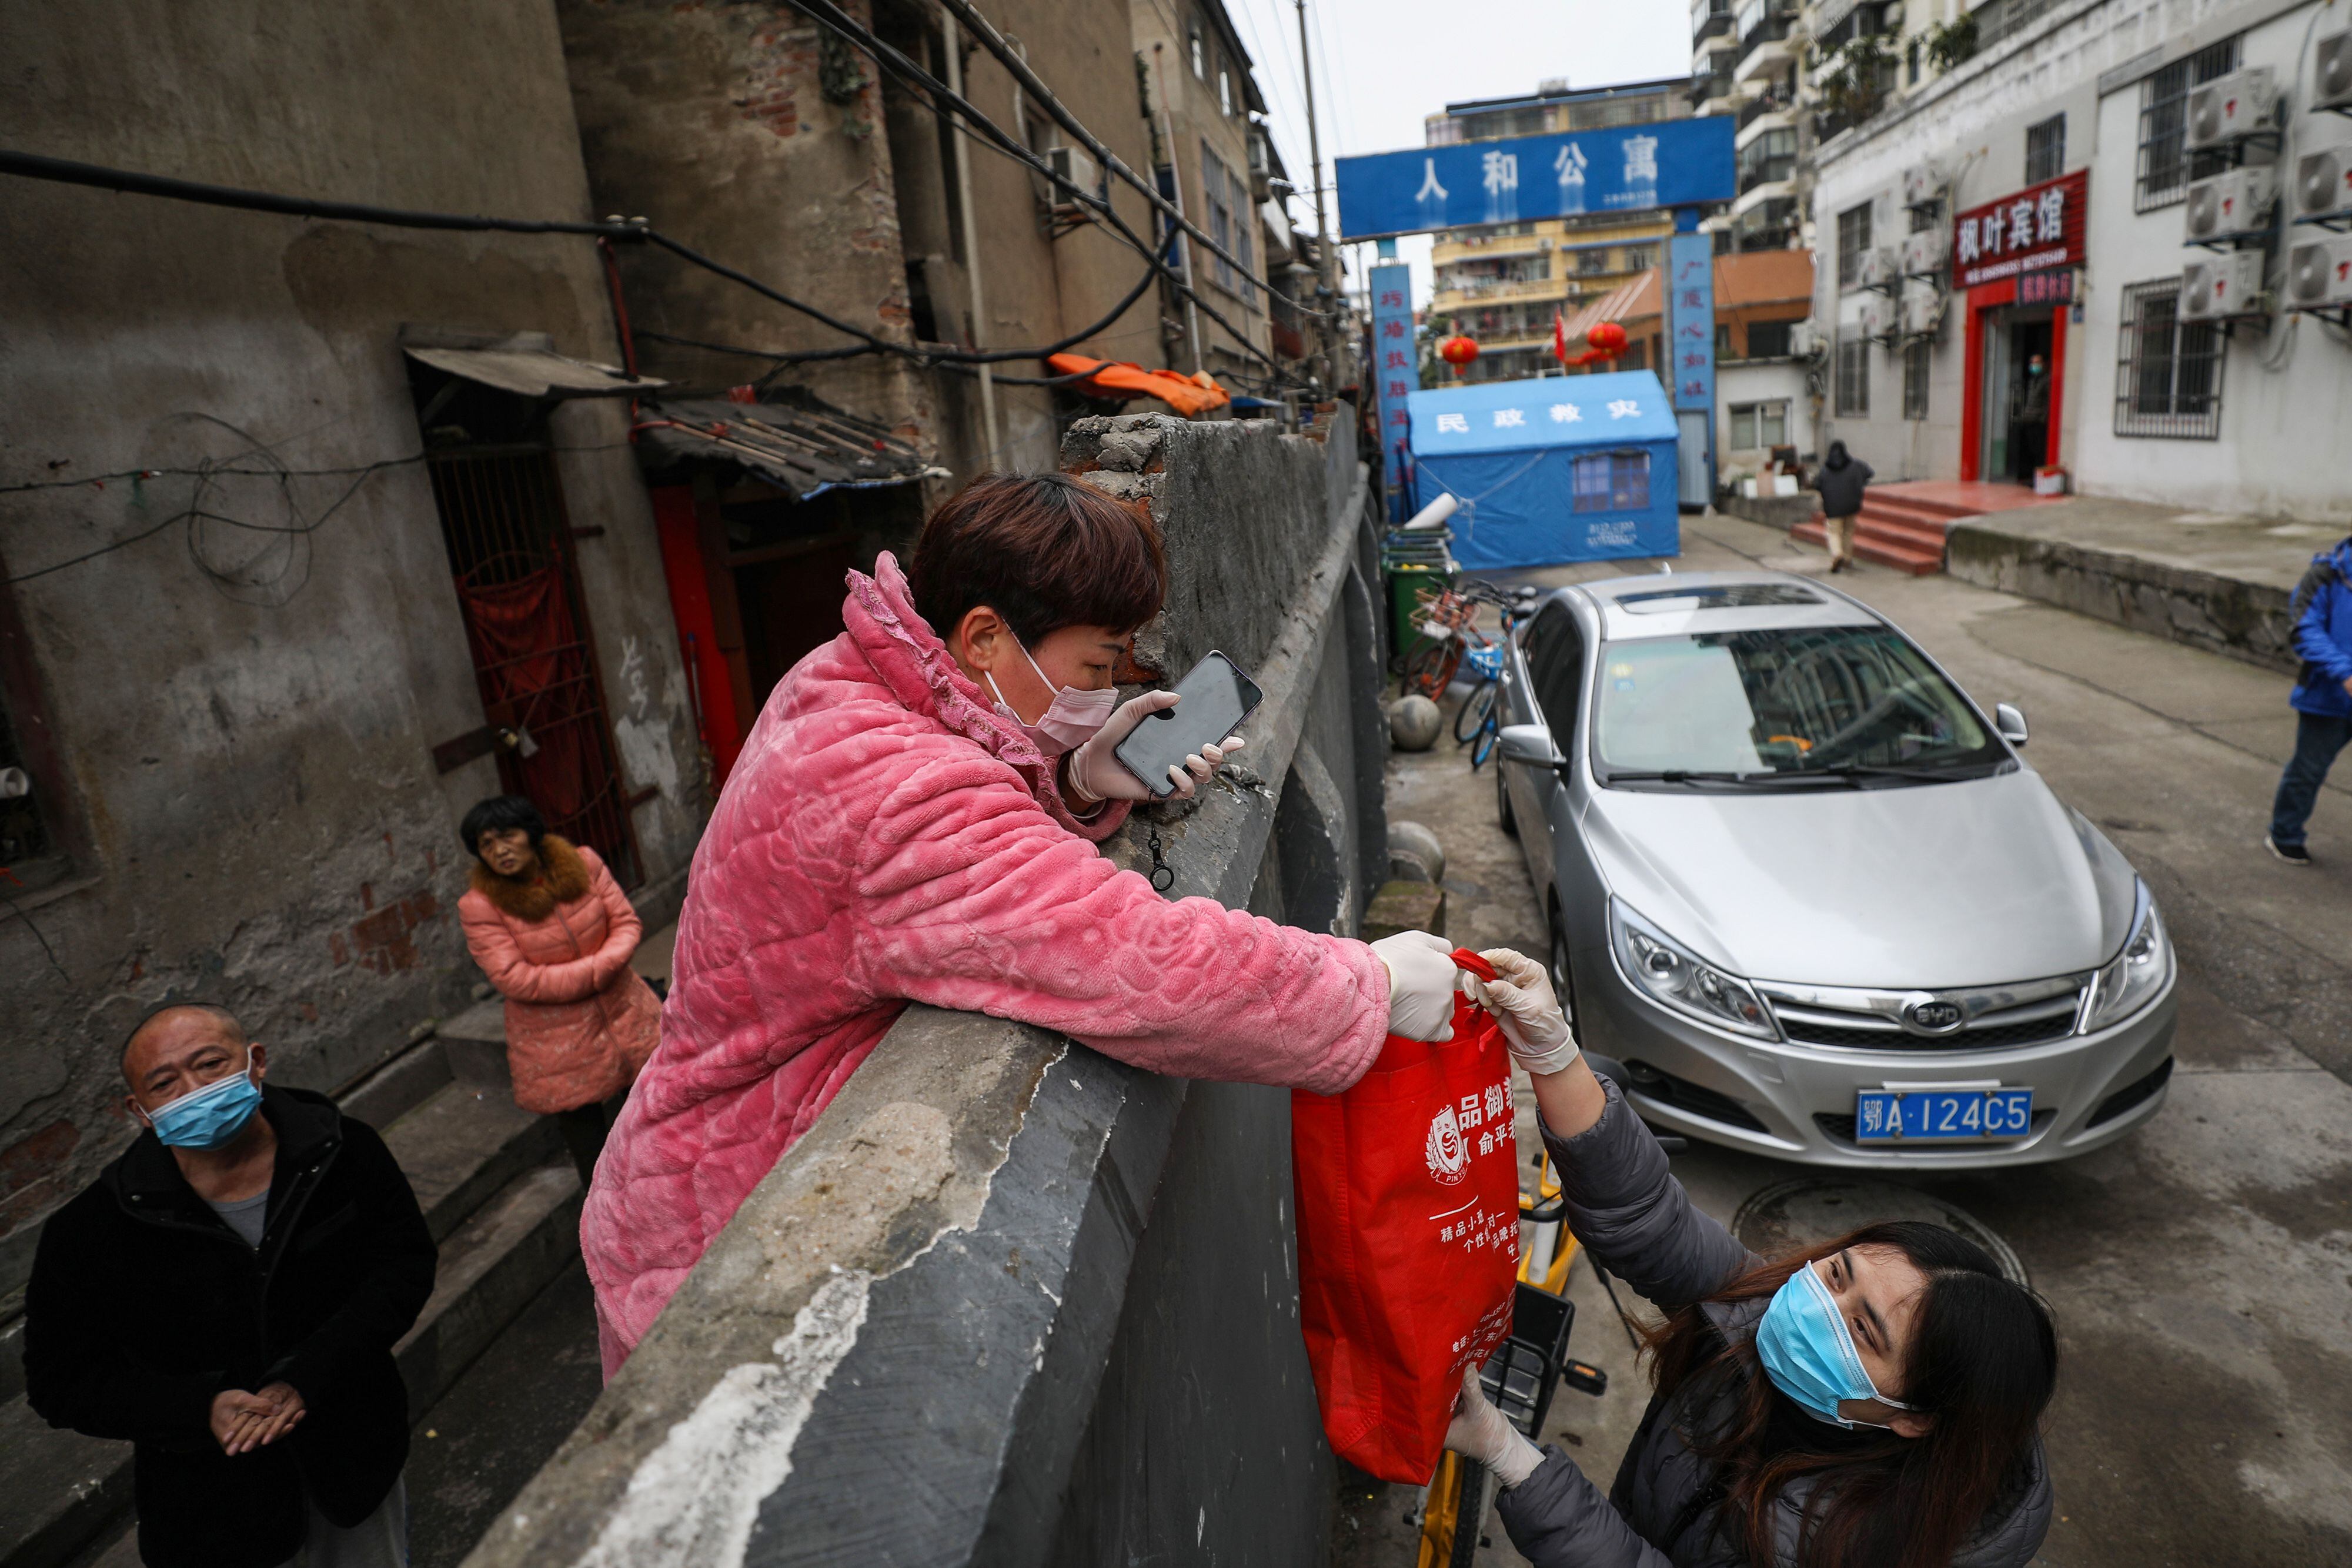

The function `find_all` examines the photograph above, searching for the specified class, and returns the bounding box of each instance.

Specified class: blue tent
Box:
[1405,370,1680,571]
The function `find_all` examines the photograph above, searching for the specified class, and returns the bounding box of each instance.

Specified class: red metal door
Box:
[427,451,642,886]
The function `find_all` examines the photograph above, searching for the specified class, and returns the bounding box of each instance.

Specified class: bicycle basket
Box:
[1464,645,1504,683]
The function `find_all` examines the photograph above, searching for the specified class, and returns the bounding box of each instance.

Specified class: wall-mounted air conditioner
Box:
[1857,246,1899,289]
[2180,251,2267,319]
[1899,228,1947,276]
[2185,67,2280,150]
[1043,144,1102,203]
[1899,285,1943,338]
[1857,295,1894,341]
[2314,28,2352,112]
[2287,235,2352,307]
[1789,320,1823,357]
[2295,136,2352,222]
[2184,166,2277,239]
[1902,165,1942,208]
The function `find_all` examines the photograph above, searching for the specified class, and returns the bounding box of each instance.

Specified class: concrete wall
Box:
[465,411,1388,1567]
[0,1,701,1294]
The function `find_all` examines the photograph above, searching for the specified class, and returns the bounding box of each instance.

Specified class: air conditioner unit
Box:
[2180,251,2267,319]
[1857,246,1899,289]
[2315,28,2352,112]
[2294,135,2352,221]
[2286,235,2352,307]
[2184,166,2277,239]
[1902,164,1942,208]
[1899,285,1944,337]
[1857,295,1894,341]
[1789,320,1825,357]
[2185,66,2279,150]
[1899,228,1948,276]
[1043,143,1101,202]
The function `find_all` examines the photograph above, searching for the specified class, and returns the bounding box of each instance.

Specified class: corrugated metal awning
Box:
[402,330,663,399]
[633,397,942,499]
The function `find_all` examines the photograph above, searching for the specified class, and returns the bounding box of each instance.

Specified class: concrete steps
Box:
[0,1025,578,1568]
[1791,487,2023,577]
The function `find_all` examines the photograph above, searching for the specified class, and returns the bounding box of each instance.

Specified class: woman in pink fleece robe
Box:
[581,473,1452,1371]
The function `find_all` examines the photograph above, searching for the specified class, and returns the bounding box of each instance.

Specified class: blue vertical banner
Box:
[1668,232,1716,508]
[1368,263,1418,520]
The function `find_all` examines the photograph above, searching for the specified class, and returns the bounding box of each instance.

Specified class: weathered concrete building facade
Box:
[0,0,702,1309]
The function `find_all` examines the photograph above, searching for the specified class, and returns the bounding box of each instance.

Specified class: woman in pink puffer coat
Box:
[580,473,1462,1372]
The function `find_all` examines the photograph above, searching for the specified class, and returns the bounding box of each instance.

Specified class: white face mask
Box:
[984,636,1116,756]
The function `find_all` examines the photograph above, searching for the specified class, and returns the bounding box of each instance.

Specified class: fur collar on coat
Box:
[469,834,592,921]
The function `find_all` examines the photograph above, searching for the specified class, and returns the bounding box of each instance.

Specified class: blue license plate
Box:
[1855,1086,2033,1144]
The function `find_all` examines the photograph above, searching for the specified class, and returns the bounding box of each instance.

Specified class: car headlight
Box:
[2080,881,2171,1033]
[1608,898,1778,1039]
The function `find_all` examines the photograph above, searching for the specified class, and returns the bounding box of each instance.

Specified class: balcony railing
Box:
[1736,91,1790,132]
[1690,66,1736,106]
[1693,12,1735,44]
[1737,156,1796,195]
[1738,12,1792,57]
[1432,276,1566,304]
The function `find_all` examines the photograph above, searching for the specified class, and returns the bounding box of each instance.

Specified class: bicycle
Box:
[1412,1140,1610,1567]
[1449,586,1539,772]
[1404,581,1534,704]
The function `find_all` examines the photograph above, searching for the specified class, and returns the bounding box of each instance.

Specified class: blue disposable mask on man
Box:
[1753,1261,1917,1430]
[145,1060,264,1150]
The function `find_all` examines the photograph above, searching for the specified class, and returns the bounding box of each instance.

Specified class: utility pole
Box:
[1295,0,1338,389]
[944,13,999,464]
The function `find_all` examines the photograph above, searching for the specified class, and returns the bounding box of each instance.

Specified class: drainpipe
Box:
[944,13,1000,464]
[1150,42,1207,375]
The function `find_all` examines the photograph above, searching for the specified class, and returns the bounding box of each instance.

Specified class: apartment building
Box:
[1425,78,1689,384]
[1810,0,2352,519]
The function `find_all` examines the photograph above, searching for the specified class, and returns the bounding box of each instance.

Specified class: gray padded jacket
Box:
[1492,1079,2052,1567]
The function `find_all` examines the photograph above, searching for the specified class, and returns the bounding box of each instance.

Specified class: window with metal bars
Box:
[1836,331,1870,415]
[1571,450,1652,511]
[1903,339,1930,419]
[1837,202,1872,290]
[1201,143,1235,292]
[2025,113,2066,184]
[2115,278,2224,438]
[2136,39,2240,211]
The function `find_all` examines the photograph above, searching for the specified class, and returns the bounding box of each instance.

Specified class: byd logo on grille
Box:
[1901,997,1967,1035]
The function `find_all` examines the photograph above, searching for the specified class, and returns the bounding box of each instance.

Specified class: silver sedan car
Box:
[1494,570,2176,1168]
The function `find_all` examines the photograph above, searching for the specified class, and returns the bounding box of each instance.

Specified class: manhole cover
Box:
[1729,1178,2028,1288]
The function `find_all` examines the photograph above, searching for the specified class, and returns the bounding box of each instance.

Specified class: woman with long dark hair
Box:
[1445,951,2056,1567]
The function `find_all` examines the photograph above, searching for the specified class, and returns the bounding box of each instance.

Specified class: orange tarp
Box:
[1047,353,1231,417]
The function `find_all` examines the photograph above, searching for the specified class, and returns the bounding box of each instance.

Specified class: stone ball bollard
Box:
[1389,695,1442,751]
[1388,821,1445,885]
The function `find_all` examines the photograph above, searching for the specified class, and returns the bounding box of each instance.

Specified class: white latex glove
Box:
[1371,930,1460,1042]
[1067,691,1247,805]
[1465,947,1581,1076]
[1444,1363,1546,1490]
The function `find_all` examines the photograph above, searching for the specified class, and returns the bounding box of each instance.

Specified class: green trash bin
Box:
[1384,563,1455,657]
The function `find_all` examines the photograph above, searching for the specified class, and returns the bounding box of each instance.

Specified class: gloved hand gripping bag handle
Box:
[1451,949,1498,985]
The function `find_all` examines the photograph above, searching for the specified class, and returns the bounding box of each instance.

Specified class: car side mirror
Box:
[1498,724,1563,767]
[1994,703,2029,747]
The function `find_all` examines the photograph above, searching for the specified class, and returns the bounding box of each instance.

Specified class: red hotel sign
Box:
[1952,169,2088,290]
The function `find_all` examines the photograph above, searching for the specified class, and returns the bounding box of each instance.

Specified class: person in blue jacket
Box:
[2267,537,2352,865]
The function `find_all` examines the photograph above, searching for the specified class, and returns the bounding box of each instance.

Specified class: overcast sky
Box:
[1220,0,1690,302]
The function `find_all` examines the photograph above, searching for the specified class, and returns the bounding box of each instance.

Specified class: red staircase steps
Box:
[1789,489,1986,576]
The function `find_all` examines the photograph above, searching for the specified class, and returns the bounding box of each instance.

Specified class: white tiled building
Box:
[1810,0,2352,518]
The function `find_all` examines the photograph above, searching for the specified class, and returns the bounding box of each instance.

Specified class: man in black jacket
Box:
[25,1004,436,1568]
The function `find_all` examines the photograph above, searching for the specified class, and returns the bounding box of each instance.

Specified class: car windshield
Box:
[1593,625,2004,782]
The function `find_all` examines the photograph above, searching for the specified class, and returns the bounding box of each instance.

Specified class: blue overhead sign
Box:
[1335,118,1736,240]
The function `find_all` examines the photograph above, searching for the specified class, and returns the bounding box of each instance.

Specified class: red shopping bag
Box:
[1292,950,1521,1483]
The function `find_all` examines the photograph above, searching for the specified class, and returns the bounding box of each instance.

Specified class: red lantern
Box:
[1587,321,1629,357]
[1438,335,1481,376]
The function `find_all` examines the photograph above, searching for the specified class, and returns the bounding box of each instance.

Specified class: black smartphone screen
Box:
[1113,651,1264,798]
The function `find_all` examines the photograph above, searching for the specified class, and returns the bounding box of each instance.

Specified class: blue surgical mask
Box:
[145,1061,264,1150]
[1754,1261,1916,1430]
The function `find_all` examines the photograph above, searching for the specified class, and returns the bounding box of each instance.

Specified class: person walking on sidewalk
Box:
[2266,536,2352,865]
[2011,353,2050,486]
[1810,440,1873,574]
[25,1004,435,1568]
[457,795,663,1185]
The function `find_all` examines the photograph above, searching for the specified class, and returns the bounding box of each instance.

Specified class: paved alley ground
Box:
[1353,513,2352,1568]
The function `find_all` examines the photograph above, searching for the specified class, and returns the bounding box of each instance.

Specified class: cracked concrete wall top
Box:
[0,1,704,1296]
[467,411,1381,1567]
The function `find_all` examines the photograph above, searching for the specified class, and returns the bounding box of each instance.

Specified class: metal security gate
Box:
[427,449,642,887]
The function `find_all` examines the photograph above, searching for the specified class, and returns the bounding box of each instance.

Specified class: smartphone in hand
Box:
[1114,651,1263,798]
